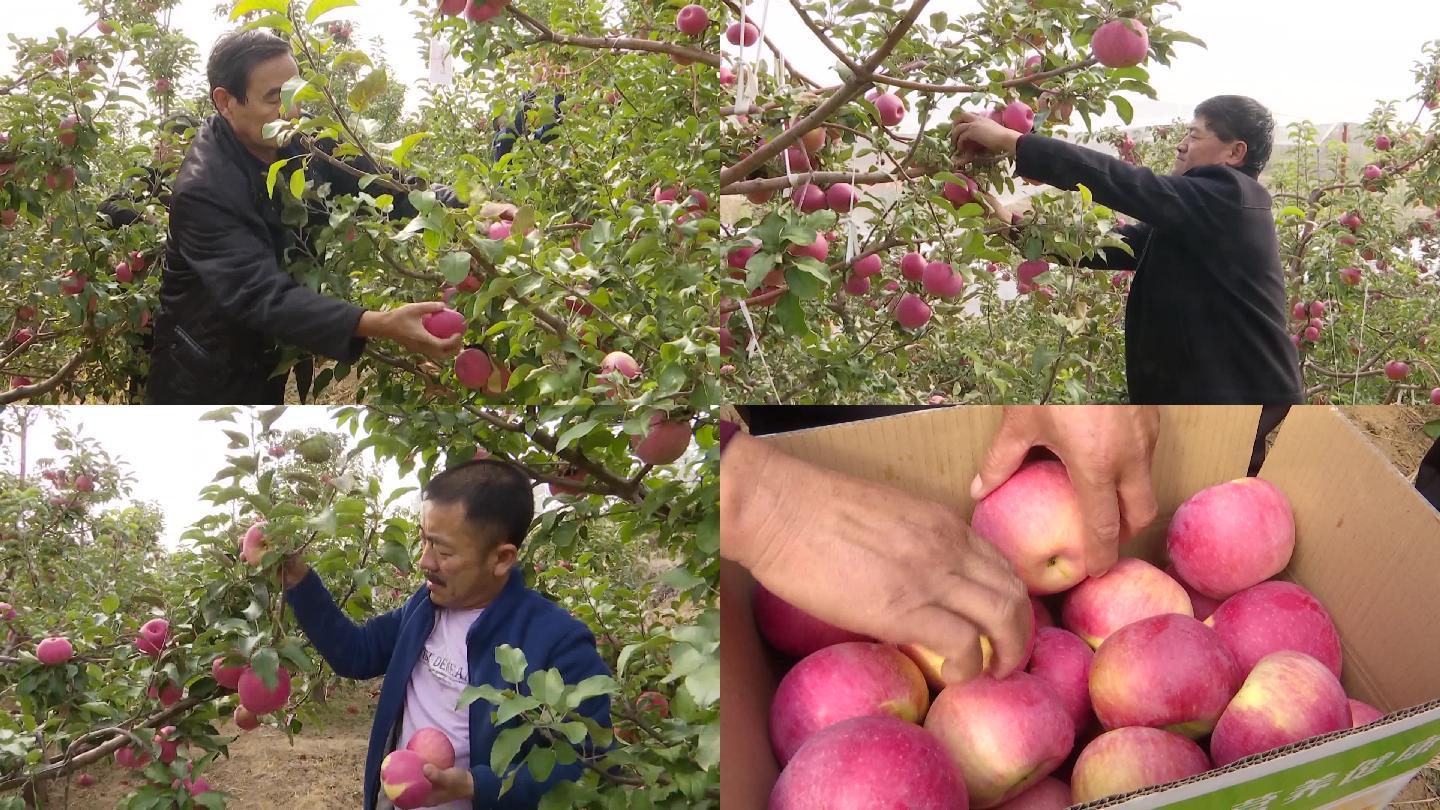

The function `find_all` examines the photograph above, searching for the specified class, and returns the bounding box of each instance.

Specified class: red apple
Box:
[1164,563,1222,620]
[787,234,828,262]
[924,671,1074,808]
[843,274,870,295]
[791,183,827,213]
[1061,558,1192,648]
[770,716,968,809]
[238,665,292,715]
[1384,360,1409,380]
[241,520,267,565]
[454,348,494,390]
[725,21,759,46]
[213,657,245,690]
[675,4,708,36]
[970,460,1087,595]
[37,636,74,665]
[994,777,1071,810]
[1001,101,1035,134]
[420,308,466,339]
[464,0,504,21]
[752,583,870,658]
[942,175,979,207]
[1375,135,1391,151]
[1071,727,1209,803]
[1349,698,1384,727]
[825,183,859,213]
[1206,580,1342,679]
[850,253,883,278]
[1361,164,1382,181]
[769,641,929,766]
[632,413,691,465]
[899,251,927,281]
[873,93,906,127]
[1210,651,1350,767]
[894,293,932,329]
[406,727,456,769]
[921,261,964,298]
[1091,19,1149,67]
[1089,613,1240,737]
[1025,627,1094,732]
[1167,477,1295,600]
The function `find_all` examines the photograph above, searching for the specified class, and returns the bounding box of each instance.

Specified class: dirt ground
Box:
[1339,405,1440,808]
[40,680,374,809]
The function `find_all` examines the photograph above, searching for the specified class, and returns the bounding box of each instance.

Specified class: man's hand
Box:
[479,201,518,220]
[358,302,463,361]
[280,554,310,589]
[950,111,1024,157]
[421,764,475,804]
[972,406,1161,577]
[722,433,1033,685]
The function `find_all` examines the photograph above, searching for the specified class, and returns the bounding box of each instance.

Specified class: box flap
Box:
[1261,406,1440,711]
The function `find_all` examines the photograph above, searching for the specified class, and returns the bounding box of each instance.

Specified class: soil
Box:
[38,680,374,808]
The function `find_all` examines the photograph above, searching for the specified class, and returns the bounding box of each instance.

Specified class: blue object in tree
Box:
[494,90,564,162]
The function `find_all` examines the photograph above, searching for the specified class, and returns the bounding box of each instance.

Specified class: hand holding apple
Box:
[721,432,1033,686]
[419,763,474,804]
[971,405,1160,578]
[950,111,1024,156]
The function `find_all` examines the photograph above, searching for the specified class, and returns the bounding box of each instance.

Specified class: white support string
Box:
[738,299,781,401]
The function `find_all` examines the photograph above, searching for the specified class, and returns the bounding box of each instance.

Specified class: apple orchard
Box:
[0,0,723,411]
[717,0,1440,404]
[0,405,719,808]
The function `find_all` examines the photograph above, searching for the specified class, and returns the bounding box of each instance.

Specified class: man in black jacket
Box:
[952,95,1304,405]
[148,30,463,404]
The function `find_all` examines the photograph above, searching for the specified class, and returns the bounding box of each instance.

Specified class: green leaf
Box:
[660,566,704,591]
[229,0,288,19]
[495,694,542,725]
[683,660,720,707]
[558,720,589,745]
[349,69,388,113]
[1110,95,1134,125]
[389,131,430,168]
[289,165,306,200]
[305,0,358,23]
[496,645,528,685]
[490,726,531,775]
[696,512,718,554]
[555,419,597,452]
[439,252,471,284]
[696,723,720,771]
[1424,419,1440,440]
[525,747,556,782]
[562,675,615,711]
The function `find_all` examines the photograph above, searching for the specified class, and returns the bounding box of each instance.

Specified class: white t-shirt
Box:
[398,606,484,810]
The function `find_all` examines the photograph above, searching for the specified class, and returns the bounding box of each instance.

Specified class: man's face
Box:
[1172,117,1247,175]
[418,499,517,610]
[212,52,300,159]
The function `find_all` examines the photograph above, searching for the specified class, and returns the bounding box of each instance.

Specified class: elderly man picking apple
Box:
[951,95,1303,406]
[148,29,475,404]
[279,459,612,810]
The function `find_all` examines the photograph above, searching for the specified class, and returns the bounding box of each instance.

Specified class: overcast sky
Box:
[7,406,421,550]
[0,0,444,115]
[723,0,1440,135]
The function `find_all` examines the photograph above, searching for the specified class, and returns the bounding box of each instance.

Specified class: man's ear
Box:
[1228,140,1249,169]
[491,542,519,577]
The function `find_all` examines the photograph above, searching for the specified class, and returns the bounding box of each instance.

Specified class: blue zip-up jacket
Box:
[284,567,612,809]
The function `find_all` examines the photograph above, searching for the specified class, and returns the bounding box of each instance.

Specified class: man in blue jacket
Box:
[281,459,612,809]
[952,95,1304,405]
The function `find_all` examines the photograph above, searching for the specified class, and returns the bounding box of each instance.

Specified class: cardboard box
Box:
[721,406,1440,809]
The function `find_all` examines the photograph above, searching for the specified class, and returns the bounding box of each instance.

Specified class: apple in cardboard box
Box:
[769,641,929,766]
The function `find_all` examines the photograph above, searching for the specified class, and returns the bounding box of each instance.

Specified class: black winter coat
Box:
[147,115,452,404]
[1014,135,1304,405]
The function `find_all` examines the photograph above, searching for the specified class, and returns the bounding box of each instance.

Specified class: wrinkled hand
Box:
[722,434,1032,684]
[479,201,518,220]
[382,302,464,361]
[421,764,475,804]
[950,111,1023,156]
[972,406,1161,577]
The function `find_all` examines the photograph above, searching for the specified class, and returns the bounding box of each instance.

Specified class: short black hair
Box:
[1194,95,1274,178]
[422,459,534,550]
[207,29,292,105]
